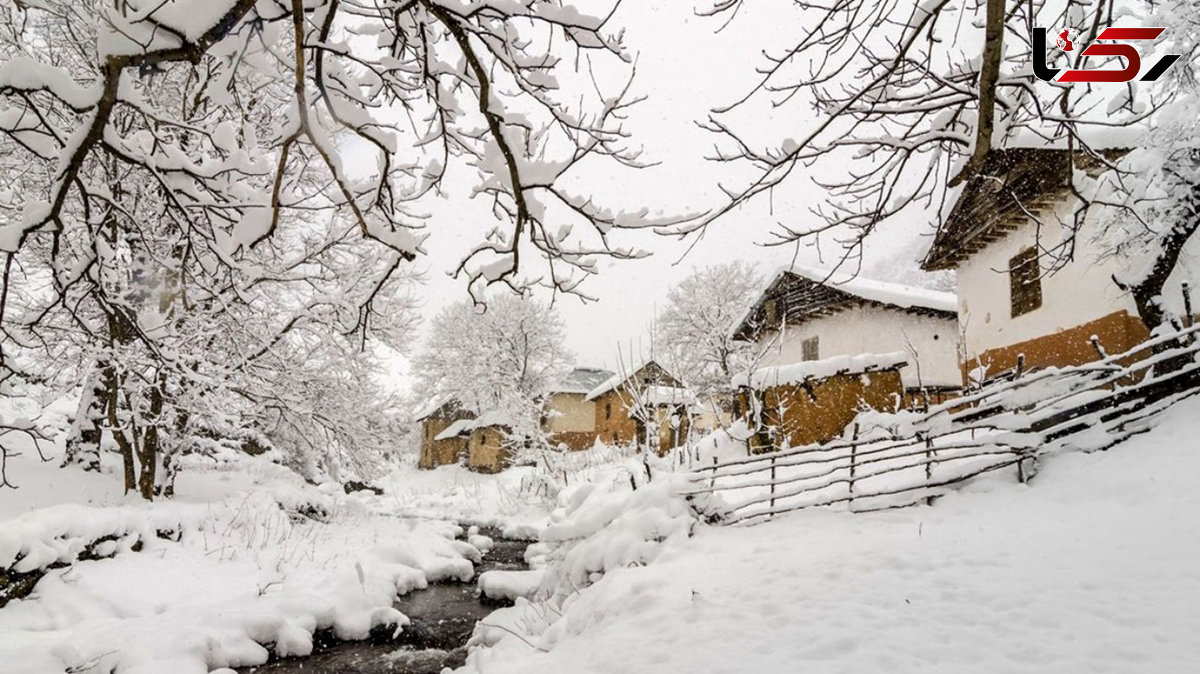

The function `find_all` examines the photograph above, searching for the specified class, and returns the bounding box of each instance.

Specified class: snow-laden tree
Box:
[412,294,571,414]
[686,0,1196,334]
[0,0,686,495]
[1095,3,1200,333]
[655,260,761,399]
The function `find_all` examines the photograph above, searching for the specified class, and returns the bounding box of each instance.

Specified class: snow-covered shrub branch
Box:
[0,0,682,494]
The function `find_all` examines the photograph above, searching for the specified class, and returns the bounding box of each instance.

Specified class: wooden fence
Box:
[690,325,1200,525]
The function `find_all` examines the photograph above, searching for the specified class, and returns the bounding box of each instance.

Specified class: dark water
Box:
[242,530,530,674]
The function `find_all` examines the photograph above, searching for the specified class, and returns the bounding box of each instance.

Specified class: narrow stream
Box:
[242,528,529,674]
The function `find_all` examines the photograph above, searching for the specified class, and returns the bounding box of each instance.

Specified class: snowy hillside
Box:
[461,396,1200,673]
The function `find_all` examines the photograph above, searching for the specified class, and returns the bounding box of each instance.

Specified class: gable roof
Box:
[585,359,685,401]
[466,408,515,431]
[549,367,616,395]
[433,418,473,441]
[415,396,468,422]
[921,147,1126,271]
[731,265,957,341]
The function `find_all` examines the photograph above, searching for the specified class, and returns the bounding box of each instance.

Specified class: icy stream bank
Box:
[241,530,529,674]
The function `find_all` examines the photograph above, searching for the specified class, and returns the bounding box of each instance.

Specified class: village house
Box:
[920,148,1193,383]
[415,398,472,469]
[464,410,515,473]
[585,360,694,453]
[730,265,961,452]
[542,367,615,451]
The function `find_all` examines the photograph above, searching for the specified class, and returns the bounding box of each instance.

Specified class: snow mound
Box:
[478,569,545,602]
[0,494,484,674]
[466,472,702,662]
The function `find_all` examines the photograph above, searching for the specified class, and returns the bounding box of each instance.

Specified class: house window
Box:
[605,402,612,419]
[801,336,819,361]
[1009,247,1043,318]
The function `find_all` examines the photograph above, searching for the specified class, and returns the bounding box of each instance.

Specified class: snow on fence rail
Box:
[690,325,1200,525]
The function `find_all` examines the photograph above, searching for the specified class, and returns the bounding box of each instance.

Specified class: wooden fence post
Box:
[849,423,859,506]
[924,433,935,506]
[769,456,777,518]
[1180,280,1190,328]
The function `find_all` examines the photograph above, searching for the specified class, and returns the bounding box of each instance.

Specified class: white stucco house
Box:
[732,265,962,402]
[921,147,1196,383]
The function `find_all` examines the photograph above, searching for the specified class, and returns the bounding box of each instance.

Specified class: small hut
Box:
[466,410,516,473]
[416,398,472,469]
[733,352,908,453]
[542,367,614,451]
[732,265,961,403]
[585,360,694,454]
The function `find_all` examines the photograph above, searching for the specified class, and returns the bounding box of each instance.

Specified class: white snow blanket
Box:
[0,456,483,674]
[458,396,1200,673]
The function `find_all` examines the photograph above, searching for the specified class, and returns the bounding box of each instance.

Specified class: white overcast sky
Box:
[386,0,952,389]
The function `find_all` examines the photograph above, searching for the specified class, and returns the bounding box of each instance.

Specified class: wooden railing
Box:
[689,325,1200,525]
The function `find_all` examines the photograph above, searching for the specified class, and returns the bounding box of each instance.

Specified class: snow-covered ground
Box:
[6,392,1200,674]
[461,396,1200,673]
[0,426,541,674]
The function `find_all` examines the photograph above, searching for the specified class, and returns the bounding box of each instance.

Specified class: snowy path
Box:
[464,399,1200,673]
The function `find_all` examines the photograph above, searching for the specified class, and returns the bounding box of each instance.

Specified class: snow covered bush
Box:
[465,469,712,663]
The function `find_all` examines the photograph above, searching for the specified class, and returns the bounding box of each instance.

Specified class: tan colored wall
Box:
[548,431,599,452]
[964,310,1150,382]
[653,405,691,453]
[593,391,638,446]
[740,369,904,453]
[545,393,595,433]
[591,391,690,454]
[544,393,600,450]
[467,427,512,473]
[419,418,468,469]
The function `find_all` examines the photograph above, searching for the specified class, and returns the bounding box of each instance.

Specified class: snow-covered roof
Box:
[732,352,909,390]
[642,385,695,406]
[585,359,684,401]
[549,367,615,394]
[731,265,957,340]
[433,418,473,441]
[922,147,1128,271]
[415,395,461,422]
[468,409,515,430]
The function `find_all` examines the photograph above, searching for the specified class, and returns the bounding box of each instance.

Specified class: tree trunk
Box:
[1124,182,1200,372]
[103,363,136,494]
[62,369,103,472]
[949,0,1005,186]
[137,375,167,500]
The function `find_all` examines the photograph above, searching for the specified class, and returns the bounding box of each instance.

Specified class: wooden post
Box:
[849,423,858,506]
[769,456,777,518]
[1090,336,1116,390]
[1014,353,1025,380]
[924,433,935,506]
[709,456,717,489]
[1016,450,1026,484]
[1184,283,1195,342]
